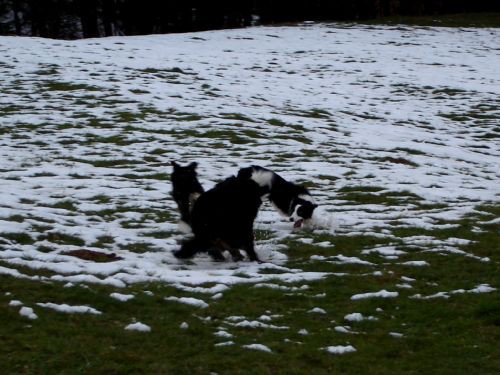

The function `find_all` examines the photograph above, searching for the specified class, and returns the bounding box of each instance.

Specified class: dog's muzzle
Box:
[293,218,304,228]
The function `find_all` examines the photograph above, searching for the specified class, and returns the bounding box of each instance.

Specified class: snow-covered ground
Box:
[0,23,498,294]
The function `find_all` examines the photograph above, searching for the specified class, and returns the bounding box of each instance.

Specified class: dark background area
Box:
[0,0,499,39]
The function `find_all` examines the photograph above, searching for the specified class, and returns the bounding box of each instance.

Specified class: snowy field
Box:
[0,23,499,363]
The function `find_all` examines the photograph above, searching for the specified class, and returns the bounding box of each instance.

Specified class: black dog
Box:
[170,161,204,227]
[174,175,268,262]
[237,166,318,228]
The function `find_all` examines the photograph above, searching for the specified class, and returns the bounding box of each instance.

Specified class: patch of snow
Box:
[110,292,135,302]
[254,283,309,292]
[19,306,37,320]
[334,326,361,334]
[401,276,416,282]
[36,302,102,315]
[125,322,151,332]
[231,320,289,330]
[411,283,496,299]
[215,341,234,347]
[214,330,233,339]
[324,345,357,355]
[242,344,273,353]
[165,296,209,309]
[174,283,229,295]
[466,284,496,294]
[362,246,406,258]
[258,315,272,322]
[396,283,413,289]
[211,293,223,300]
[344,313,378,322]
[310,255,326,261]
[399,261,429,267]
[351,290,398,300]
[308,307,327,314]
[331,255,374,266]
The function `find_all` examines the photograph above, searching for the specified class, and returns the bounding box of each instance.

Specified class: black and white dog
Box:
[174,174,269,262]
[170,161,204,228]
[237,166,318,229]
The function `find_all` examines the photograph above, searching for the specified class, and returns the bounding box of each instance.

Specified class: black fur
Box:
[170,161,204,225]
[174,175,268,262]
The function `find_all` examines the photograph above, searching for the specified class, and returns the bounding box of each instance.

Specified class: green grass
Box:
[39,232,86,246]
[41,81,101,92]
[1,205,498,373]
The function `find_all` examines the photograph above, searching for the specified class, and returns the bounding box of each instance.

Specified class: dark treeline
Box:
[0,0,498,39]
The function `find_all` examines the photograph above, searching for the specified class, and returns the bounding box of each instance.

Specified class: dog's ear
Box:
[312,204,318,209]
[188,162,198,170]
[171,161,180,169]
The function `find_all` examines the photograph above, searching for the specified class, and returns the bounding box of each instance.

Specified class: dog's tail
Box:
[174,237,208,259]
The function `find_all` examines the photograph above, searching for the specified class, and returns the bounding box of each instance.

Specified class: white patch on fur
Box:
[290,205,302,223]
[298,193,315,204]
[190,192,201,201]
[177,220,192,234]
[189,192,201,208]
[250,169,274,188]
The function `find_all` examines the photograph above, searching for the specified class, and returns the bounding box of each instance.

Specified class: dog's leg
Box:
[179,199,191,224]
[231,251,244,262]
[212,239,242,262]
[173,194,191,224]
[174,237,206,259]
[242,239,260,263]
[227,248,243,262]
[207,247,226,262]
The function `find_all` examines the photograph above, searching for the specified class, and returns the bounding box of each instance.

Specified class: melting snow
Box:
[0,28,497,366]
[242,344,273,353]
[110,292,135,302]
[215,341,234,347]
[344,313,378,322]
[19,306,38,320]
[36,302,102,315]
[165,296,209,309]
[411,284,496,299]
[308,307,327,314]
[351,290,399,300]
[214,330,233,339]
[0,24,498,302]
[324,345,357,355]
[125,322,151,332]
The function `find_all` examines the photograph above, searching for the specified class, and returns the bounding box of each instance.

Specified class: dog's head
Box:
[290,200,318,229]
[171,161,203,193]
